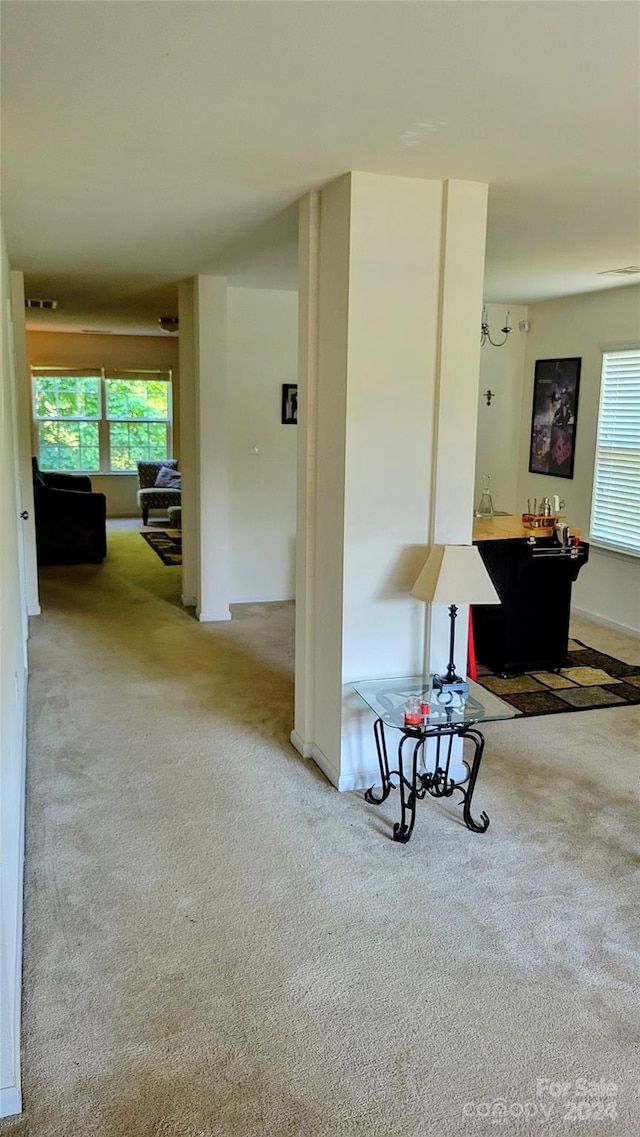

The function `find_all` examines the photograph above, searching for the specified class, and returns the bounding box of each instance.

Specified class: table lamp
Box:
[411,544,501,695]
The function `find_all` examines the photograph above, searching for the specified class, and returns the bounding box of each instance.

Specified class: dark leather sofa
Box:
[32,457,107,565]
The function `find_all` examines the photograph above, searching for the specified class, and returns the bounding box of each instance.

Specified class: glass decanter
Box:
[475,473,495,519]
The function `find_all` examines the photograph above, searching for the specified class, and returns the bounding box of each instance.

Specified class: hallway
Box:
[3,533,639,1135]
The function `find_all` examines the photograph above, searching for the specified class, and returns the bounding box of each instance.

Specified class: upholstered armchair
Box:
[32,457,107,565]
[136,460,181,526]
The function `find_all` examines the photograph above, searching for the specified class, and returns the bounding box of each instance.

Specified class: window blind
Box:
[590,349,640,555]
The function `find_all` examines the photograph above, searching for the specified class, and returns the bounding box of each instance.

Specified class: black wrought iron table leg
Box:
[364,718,393,805]
[364,719,489,841]
[422,730,456,798]
[393,734,422,844]
[459,728,489,833]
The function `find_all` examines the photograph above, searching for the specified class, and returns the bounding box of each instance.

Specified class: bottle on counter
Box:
[475,474,495,519]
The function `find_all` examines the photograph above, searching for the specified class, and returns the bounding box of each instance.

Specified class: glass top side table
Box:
[352,677,515,844]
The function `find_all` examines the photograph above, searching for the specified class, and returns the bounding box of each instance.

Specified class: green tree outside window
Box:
[32,369,172,473]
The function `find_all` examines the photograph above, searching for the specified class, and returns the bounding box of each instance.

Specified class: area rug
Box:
[140,530,182,566]
[475,639,640,717]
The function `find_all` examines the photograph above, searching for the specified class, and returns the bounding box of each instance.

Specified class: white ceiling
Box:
[2,0,639,336]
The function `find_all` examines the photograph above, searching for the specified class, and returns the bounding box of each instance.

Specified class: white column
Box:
[195,275,230,622]
[428,179,489,680]
[292,192,320,756]
[178,275,230,622]
[178,278,198,608]
[293,172,488,791]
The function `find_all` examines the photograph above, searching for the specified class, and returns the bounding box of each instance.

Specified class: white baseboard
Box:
[181,595,196,608]
[290,728,311,759]
[0,1085,22,1118]
[230,594,295,604]
[0,667,27,1121]
[571,607,639,639]
[27,604,41,616]
[290,730,377,791]
[290,730,341,789]
[196,607,231,623]
[336,769,376,792]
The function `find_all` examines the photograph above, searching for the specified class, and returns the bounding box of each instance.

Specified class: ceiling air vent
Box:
[597,266,640,276]
[25,298,59,309]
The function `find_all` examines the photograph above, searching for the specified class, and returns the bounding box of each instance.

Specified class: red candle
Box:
[404,712,422,725]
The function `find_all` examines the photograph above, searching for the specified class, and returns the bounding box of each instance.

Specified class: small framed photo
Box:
[528,358,581,479]
[281,383,298,425]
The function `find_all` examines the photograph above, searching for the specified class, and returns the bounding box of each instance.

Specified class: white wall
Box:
[0,229,28,1117]
[295,174,489,790]
[516,285,640,635]
[10,273,39,616]
[227,287,298,602]
[25,331,180,516]
[475,303,529,514]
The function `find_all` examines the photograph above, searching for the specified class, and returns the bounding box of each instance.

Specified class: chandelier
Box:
[481,307,511,347]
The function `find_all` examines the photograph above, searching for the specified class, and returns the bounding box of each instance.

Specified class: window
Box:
[590,349,640,556]
[33,368,172,473]
[33,370,101,472]
[106,373,171,471]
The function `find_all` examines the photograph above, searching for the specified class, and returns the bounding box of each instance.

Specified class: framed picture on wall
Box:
[281,383,298,425]
[528,357,581,479]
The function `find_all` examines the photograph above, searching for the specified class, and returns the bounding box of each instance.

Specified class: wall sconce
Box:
[483,390,495,406]
[481,307,511,347]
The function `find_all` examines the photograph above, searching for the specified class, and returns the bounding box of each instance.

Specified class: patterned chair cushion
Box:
[137,459,178,489]
[136,488,182,509]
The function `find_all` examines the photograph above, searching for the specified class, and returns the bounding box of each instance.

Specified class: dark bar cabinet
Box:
[472,536,589,677]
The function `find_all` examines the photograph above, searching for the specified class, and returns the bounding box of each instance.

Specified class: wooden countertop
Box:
[473,514,581,542]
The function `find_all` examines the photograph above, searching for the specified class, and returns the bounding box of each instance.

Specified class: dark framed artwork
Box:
[528,357,581,479]
[281,383,298,425]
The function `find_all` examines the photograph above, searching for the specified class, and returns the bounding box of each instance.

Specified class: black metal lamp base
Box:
[432,673,469,696]
[432,604,469,696]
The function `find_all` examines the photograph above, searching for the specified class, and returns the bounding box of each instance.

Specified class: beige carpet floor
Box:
[2,530,639,1136]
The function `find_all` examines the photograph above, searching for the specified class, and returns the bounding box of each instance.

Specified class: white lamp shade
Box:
[411,544,501,606]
